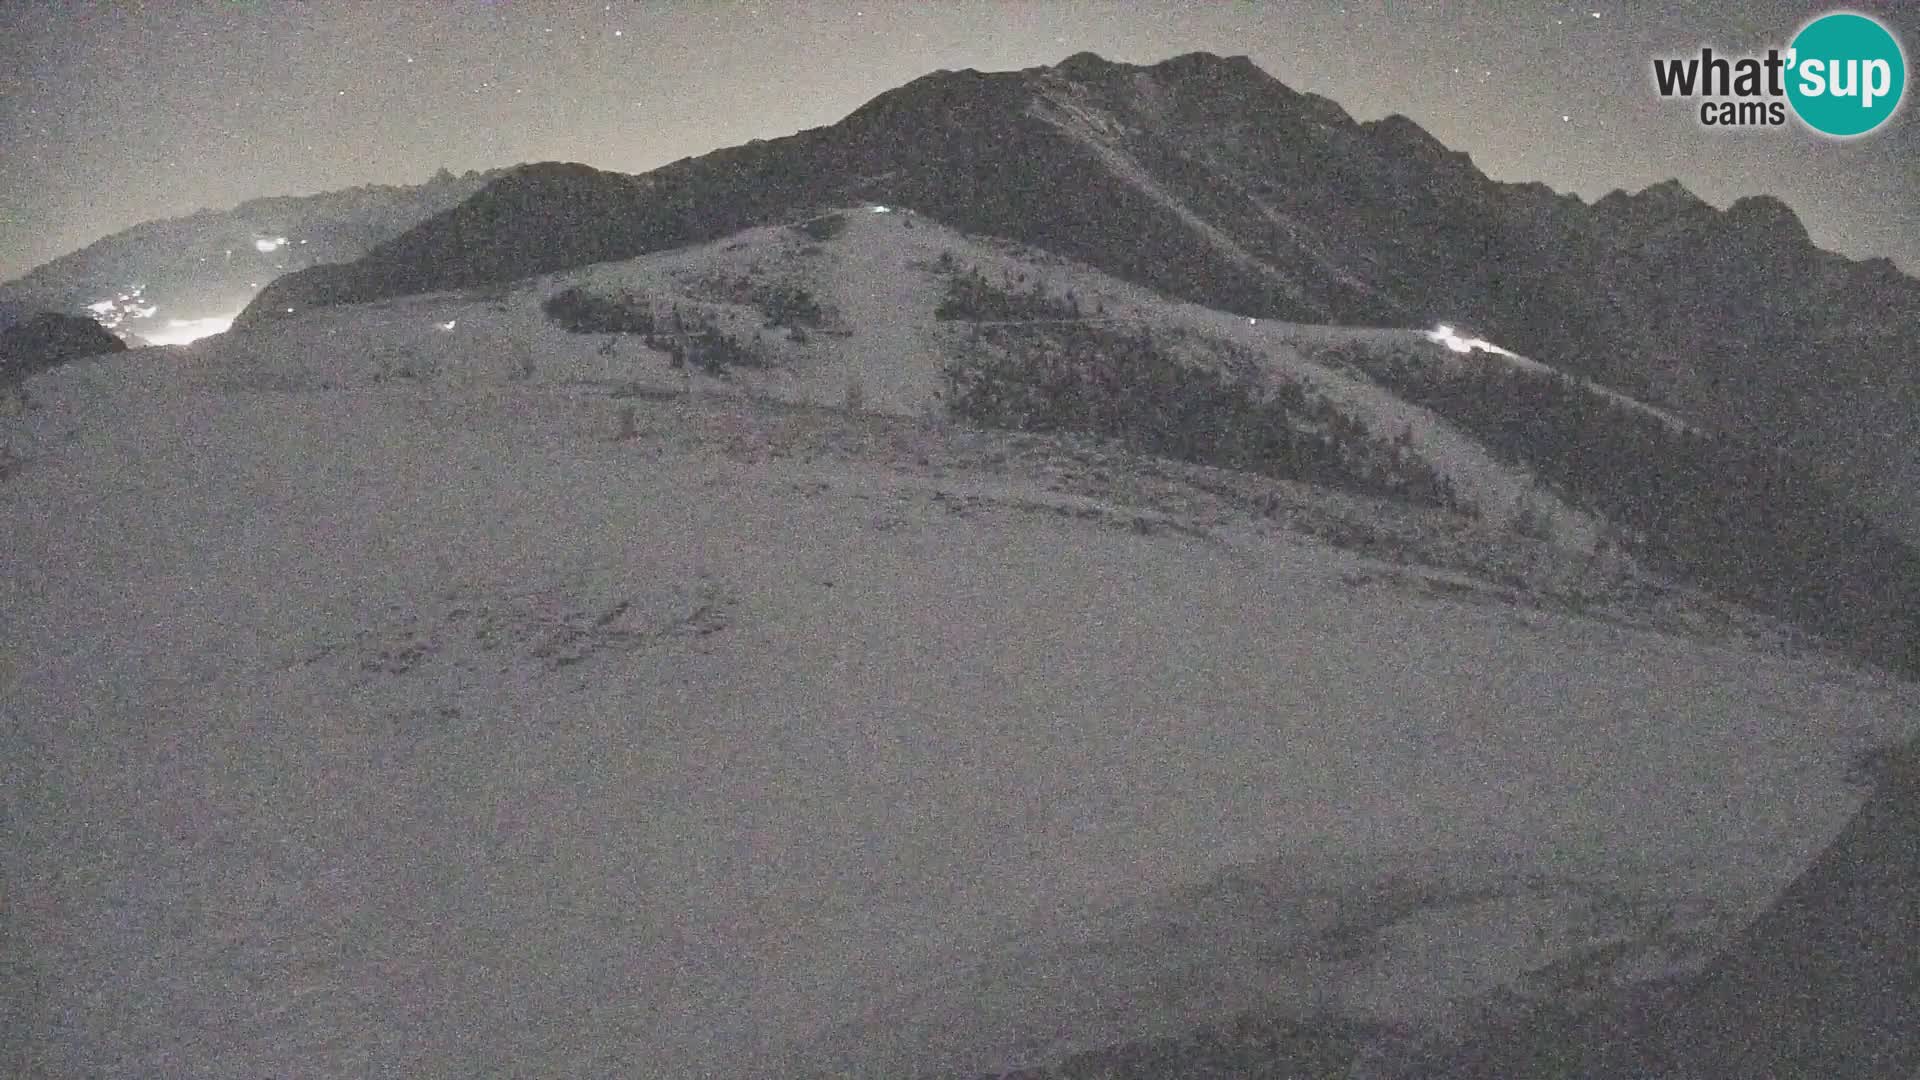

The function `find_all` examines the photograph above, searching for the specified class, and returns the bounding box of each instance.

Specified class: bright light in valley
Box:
[254,236,290,253]
[87,287,148,328]
[140,315,237,346]
[1425,323,1518,358]
[437,319,458,331]
[84,283,244,345]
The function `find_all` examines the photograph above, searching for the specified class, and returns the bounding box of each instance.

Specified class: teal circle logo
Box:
[1786,12,1906,137]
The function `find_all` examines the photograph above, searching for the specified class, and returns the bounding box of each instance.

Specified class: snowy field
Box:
[4,362,1914,1078]
[5,213,1918,1078]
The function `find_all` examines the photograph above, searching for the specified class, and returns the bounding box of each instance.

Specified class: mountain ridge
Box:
[240,49,1918,334]
[0,168,510,341]
[152,51,1920,535]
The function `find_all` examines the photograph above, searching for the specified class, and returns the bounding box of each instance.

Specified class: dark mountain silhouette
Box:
[237,51,1920,537]
[0,167,508,339]
[0,310,125,382]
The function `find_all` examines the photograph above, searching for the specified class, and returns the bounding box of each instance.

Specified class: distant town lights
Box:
[140,315,236,346]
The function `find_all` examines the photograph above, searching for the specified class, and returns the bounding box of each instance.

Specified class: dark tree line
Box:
[942,322,1466,513]
[1330,340,1920,674]
[542,286,654,334]
[542,286,765,375]
[934,260,1088,322]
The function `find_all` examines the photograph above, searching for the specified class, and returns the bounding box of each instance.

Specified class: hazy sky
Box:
[2,0,1915,281]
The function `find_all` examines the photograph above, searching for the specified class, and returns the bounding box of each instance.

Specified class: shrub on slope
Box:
[542,286,656,334]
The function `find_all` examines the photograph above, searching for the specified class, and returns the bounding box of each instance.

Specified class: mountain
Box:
[0,310,125,381]
[8,206,1919,1076]
[14,51,1915,1074]
[225,197,1920,678]
[238,51,1920,540]
[0,167,508,342]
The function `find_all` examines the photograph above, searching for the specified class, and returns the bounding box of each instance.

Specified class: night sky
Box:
[3,0,1915,283]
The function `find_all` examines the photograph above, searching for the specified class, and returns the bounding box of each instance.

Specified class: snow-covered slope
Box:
[209,209,1610,552]
[5,214,1917,1079]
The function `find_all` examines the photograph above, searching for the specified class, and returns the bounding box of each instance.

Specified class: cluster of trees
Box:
[934,258,1090,322]
[680,272,827,333]
[941,322,1466,512]
[656,310,762,375]
[542,286,764,376]
[542,286,654,334]
[1332,340,1920,674]
[756,282,824,329]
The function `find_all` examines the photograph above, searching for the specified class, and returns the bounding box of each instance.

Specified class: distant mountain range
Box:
[231,51,1920,538]
[0,167,507,342]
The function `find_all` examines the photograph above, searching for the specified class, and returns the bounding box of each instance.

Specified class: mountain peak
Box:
[1047,50,1263,83]
[1638,178,1710,209]
[1055,50,1119,79]
[1364,114,1452,158]
[1154,50,1259,71]
[1593,178,1712,221]
[1725,193,1810,247]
